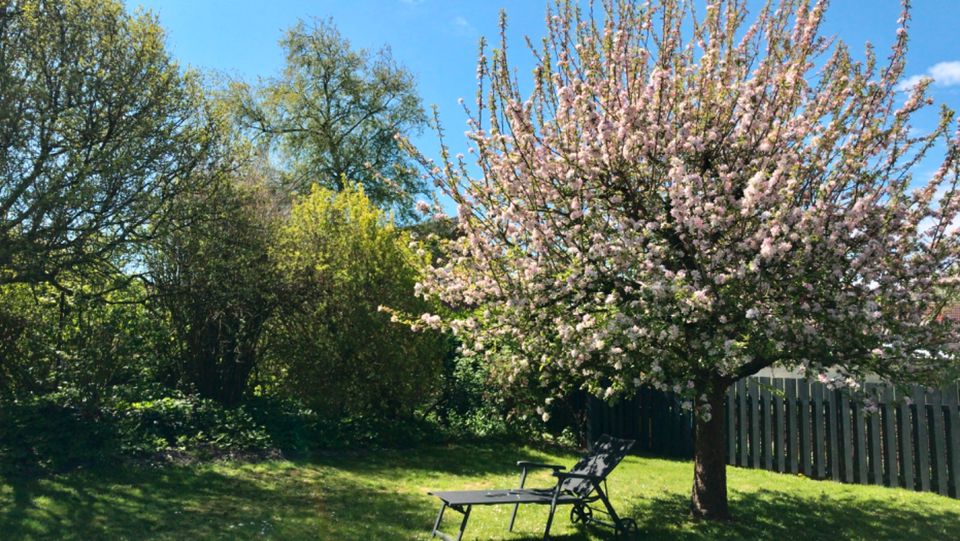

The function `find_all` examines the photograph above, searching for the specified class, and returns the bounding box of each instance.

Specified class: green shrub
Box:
[112,395,274,459]
[0,395,118,476]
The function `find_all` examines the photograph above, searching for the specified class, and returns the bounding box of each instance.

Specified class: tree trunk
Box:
[690,380,731,520]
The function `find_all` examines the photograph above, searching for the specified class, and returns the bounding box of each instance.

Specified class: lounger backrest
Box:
[561,435,635,497]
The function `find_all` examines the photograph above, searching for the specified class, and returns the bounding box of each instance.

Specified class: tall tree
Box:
[147,166,281,406]
[0,0,219,289]
[231,18,427,219]
[412,0,960,520]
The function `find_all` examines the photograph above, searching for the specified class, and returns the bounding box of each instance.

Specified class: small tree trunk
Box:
[690,380,731,520]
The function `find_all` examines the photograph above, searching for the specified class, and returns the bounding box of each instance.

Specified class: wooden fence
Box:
[587,378,960,498]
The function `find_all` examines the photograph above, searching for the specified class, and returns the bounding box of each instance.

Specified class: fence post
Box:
[738,379,748,467]
[853,397,869,484]
[760,377,773,470]
[898,391,916,490]
[867,384,883,486]
[749,379,761,468]
[813,383,826,479]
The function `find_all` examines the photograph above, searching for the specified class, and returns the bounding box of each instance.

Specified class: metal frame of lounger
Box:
[428,435,637,541]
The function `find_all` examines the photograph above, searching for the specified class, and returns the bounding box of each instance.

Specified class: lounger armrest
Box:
[516,461,565,471]
[553,471,603,481]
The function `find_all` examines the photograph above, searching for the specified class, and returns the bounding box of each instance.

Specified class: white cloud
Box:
[895,74,929,92]
[448,16,477,37]
[897,60,960,92]
[928,61,960,86]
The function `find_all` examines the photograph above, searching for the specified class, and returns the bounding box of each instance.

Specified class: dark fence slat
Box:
[749,379,762,468]
[826,388,841,481]
[882,386,899,488]
[738,379,748,467]
[760,377,773,470]
[945,384,960,498]
[786,379,799,474]
[839,391,854,483]
[867,384,883,485]
[813,383,826,479]
[774,378,786,473]
[899,392,916,490]
[930,390,949,496]
[854,397,869,484]
[799,380,813,477]
[727,385,736,466]
[913,388,932,492]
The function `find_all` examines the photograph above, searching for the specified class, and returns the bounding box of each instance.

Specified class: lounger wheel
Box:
[615,518,638,538]
[570,504,592,525]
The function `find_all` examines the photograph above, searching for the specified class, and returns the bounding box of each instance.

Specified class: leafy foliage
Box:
[231,18,427,219]
[0,278,170,403]
[0,0,220,289]
[265,185,447,419]
[148,168,282,406]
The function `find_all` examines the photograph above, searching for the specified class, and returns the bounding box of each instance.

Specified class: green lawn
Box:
[2,444,958,540]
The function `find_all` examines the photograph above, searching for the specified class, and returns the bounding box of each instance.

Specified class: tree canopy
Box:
[0,0,220,289]
[413,0,960,519]
[231,18,427,219]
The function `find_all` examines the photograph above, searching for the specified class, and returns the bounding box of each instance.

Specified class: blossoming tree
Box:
[412,0,960,519]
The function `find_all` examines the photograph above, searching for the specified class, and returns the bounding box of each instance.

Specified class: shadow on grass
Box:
[311,442,568,478]
[3,447,959,540]
[0,463,431,540]
[628,489,959,541]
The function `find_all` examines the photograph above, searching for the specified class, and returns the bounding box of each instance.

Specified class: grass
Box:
[2,443,959,540]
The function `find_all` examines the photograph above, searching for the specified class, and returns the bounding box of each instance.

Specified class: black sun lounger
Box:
[428,435,637,540]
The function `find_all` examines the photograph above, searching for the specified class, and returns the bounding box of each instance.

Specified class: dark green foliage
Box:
[229,18,427,219]
[0,395,117,477]
[0,389,520,480]
[148,170,281,406]
[0,279,172,402]
[0,393,278,477]
[426,352,517,441]
[113,396,274,459]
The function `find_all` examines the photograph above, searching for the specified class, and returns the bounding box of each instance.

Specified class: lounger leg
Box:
[431,502,447,538]
[593,481,622,526]
[508,467,528,531]
[455,505,471,541]
[543,485,561,540]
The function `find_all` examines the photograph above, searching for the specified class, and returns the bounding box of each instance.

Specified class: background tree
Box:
[412,0,960,520]
[148,165,281,406]
[266,184,446,419]
[231,18,427,219]
[0,0,219,289]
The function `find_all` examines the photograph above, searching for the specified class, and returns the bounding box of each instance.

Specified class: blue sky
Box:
[126,0,960,206]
